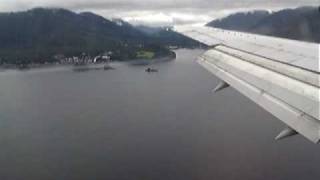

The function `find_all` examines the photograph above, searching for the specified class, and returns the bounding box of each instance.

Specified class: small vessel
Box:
[145,67,158,72]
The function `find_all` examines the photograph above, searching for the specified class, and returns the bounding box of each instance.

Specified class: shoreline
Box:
[0,51,177,71]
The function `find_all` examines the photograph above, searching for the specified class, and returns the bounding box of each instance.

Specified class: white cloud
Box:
[114,11,211,26]
[0,0,318,26]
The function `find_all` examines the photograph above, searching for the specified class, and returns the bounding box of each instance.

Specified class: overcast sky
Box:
[0,0,319,26]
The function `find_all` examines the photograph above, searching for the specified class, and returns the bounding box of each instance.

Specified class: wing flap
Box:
[198,53,320,143]
[201,48,319,119]
[214,46,319,87]
[175,25,320,143]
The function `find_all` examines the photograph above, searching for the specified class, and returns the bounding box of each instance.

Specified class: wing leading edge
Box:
[174,25,320,143]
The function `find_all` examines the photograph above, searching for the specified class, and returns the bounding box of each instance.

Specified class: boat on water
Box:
[145,67,158,73]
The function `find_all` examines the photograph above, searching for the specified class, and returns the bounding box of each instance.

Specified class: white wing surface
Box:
[175,25,320,143]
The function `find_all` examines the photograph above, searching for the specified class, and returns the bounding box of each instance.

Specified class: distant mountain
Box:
[207,10,270,32]
[0,8,198,65]
[135,25,199,47]
[207,6,320,42]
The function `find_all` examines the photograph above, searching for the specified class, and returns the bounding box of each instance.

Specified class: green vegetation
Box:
[136,51,155,59]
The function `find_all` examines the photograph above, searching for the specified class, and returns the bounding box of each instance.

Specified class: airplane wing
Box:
[174,25,320,143]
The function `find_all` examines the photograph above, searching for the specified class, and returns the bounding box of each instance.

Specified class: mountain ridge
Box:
[0,8,198,65]
[207,6,320,43]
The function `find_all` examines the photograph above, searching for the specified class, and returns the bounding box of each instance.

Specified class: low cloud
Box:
[1,0,318,26]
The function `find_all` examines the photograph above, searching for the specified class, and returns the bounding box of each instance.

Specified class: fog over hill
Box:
[207,6,320,43]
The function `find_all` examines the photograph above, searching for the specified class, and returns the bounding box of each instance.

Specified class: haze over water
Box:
[0,49,319,180]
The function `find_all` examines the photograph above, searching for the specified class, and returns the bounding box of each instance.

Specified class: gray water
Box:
[0,49,319,180]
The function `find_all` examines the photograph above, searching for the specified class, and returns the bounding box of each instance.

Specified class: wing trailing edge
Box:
[175,25,320,143]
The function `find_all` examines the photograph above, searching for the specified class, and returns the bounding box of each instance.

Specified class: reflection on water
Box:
[0,49,319,180]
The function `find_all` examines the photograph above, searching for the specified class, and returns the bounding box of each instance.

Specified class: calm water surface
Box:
[0,49,319,180]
